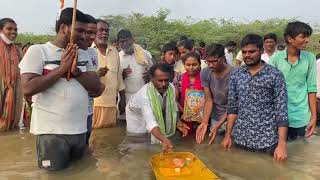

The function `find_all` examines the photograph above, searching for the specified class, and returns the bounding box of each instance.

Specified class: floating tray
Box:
[150,152,220,180]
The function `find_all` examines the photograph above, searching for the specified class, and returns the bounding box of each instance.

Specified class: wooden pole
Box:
[67,0,78,81]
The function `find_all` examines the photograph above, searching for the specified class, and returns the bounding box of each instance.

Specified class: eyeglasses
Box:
[205,56,225,65]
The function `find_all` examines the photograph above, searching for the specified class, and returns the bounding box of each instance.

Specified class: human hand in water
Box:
[221,135,232,149]
[196,123,208,144]
[305,117,317,137]
[162,138,173,153]
[177,121,190,137]
[273,143,287,162]
[208,115,227,145]
[208,126,219,145]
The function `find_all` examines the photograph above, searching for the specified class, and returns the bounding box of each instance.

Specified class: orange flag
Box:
[60,0,64,9]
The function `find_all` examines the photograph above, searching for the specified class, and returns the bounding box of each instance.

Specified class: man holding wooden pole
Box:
[19,8,102,171]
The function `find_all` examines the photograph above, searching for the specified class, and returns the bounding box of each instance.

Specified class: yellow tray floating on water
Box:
[150,152,220,180]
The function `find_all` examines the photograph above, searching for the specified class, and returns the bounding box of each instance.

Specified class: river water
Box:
[0,121,319,180]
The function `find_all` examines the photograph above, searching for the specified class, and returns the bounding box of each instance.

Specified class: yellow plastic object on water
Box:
[150,152,220,180]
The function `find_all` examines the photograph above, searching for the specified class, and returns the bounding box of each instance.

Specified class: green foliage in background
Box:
[16,33,53,45]
[16,9,320,60]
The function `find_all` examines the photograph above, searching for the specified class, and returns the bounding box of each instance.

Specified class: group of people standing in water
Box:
[0,7,318,171]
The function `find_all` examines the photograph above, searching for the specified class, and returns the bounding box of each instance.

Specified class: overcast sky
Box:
[1,0,319,34]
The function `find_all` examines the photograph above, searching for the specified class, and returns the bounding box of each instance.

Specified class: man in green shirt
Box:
[269,21,317,140]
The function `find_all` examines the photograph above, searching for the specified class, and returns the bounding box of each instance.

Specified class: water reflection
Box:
[0,122,319,180]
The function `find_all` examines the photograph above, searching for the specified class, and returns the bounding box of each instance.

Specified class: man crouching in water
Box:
[125,63,190,152]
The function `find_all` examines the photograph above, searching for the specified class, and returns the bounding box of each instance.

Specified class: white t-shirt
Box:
[125,83,177,134]
[119,50,153,103]
[224,48,233,66]
[236,50,276,65]
[261,50,277,64]
[19,42,95,135]
[84,48,98,115]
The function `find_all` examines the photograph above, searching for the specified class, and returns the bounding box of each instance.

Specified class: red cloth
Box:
[180,71,202,135]
[42,69,75,78]
[0,39,19,130]
[180,71,202,108]
[60,0,64,9]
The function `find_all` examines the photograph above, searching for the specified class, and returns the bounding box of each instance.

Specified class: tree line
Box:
[16,9,320,60]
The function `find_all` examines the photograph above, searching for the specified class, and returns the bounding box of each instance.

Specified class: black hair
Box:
[179,35,188,41]
[55,8,89,33]
[85,14,97,24]
[22,42,32,48]
[149,63,171,78]
[194,48,201,56]
[225,41,236,47]
[0,18,16,30]
[189,39,195,46]
[316,53,320,60]
[22,43,33,52]
[240,34,263,49]
[207,43,225,57]
[96,19,109,27]
[284,21,313,43]
[117,29,133,40]
[277,44,286,50]
[183,52,201,64]
[161,42,178,53]
[177,39,193,50]
[263,33,277,42]
[199,41,205,48]
[15,43,22,46]
[111,39,118,44]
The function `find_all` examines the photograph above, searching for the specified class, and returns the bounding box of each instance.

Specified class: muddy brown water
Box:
[0,121,319,180]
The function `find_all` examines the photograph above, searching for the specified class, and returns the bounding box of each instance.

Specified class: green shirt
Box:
[269,50,317,128]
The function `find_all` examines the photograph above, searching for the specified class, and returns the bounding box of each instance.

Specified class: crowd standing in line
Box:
[0,7,319,171]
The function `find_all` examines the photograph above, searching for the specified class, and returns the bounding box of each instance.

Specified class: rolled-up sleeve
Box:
[307,54,317,93]
[273,71,289,127]
[19,45,44,75]
[141,101,159,132]
[200,68,210,88]
[227,71,239,115]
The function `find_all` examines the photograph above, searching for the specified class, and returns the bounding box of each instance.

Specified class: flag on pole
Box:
[60,0,65,9]
[57,0,65,21]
